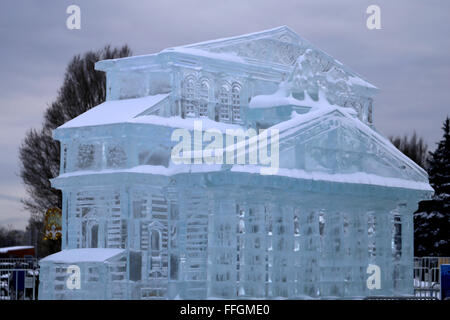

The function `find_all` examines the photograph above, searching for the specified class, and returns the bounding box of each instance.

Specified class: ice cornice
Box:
[51,164,432,192]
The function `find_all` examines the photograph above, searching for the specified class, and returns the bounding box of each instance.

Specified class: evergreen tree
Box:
[19,45,131,257]
[414,117,450,256]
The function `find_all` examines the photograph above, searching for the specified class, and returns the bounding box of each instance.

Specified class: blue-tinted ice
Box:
[39,26,432,299]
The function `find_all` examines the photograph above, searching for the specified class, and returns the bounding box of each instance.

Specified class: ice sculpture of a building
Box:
[39,26,433,299]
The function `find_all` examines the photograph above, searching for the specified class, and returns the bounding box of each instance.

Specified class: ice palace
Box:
[39,26,433,299]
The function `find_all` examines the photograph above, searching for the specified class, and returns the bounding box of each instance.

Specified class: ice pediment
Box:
[274,107,429,184]
[184,26,376,90]
[184,26,309,66]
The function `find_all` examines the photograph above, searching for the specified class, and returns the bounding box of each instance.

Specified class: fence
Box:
[414,256,450,299]
[0,258,39,300]
[0,256,448,300]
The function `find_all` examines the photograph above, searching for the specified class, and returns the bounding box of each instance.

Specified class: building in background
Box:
[0,246,34,259]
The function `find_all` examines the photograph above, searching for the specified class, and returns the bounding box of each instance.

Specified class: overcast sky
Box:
[0,0,449,229]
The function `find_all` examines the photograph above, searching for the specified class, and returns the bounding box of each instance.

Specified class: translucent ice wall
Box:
[41,26,432,300]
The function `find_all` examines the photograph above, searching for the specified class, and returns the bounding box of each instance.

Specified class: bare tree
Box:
[18,45,131,257]
[389,131,429,169]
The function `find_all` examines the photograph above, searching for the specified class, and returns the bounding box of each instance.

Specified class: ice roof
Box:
[59,94,169,129]
[40,248,125,263]
[57,94,242,131]
[0,246,34,253]
[95,26,376,89]
[53,97,430,191]
[96,26,292,71]
[230,165,433,192]
[130,114,241,131]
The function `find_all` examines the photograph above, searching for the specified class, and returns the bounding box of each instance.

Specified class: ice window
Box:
[182,75,211,118]
[219,85,230,121]
[392,214,402,259]
[77,144,95,169]
[342,213,349,236]
[319,211,325,237]
[150,229,161,256]
[129,251,142,281]
[170,254,179,280]
[294,209,300,236]
[90,224,98,248]
[199,79,209,117]
[183,76,196,118]
[133,200,145,218]
[231,84,241,122]
[106,144,127,168]
[62,144,67,173]
[183,76,196,117]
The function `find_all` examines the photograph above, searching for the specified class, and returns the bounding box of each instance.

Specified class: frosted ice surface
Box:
[40,248,125,263]
[39,26,432,300]
[59,94,169,128]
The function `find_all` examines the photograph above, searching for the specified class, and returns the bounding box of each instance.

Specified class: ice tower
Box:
[39,26,433,299]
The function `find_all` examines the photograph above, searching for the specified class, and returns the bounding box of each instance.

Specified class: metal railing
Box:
[0,258,39,300]
[0,256,447,300]
[414,256,450,299]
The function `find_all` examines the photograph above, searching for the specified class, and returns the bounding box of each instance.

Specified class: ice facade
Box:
[39,26,433,299]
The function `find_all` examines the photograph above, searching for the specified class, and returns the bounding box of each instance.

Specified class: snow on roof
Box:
[231,165,433,192]
[95,26,293,71]
[54,162,432,192]
[0,246,34,253]
[53,99,430,190]
[130,114,241,132]
[59,94,169,129]
[57,94,244,131]
[55,164,223,180]
[249,87,357,114]
[348,75,377,89]
[40,248,125,263]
